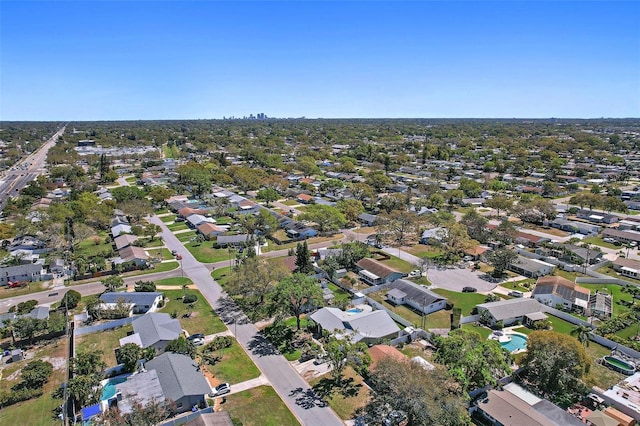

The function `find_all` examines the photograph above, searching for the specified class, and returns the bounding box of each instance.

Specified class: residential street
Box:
[149,215,344,426]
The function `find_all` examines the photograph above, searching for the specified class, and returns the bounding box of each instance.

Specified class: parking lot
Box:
[426,266,499,293]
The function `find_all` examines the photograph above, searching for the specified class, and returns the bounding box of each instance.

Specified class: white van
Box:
[509,290,524,298]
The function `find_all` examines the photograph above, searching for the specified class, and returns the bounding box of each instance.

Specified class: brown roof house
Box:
[368,344,407,370]
[532,275,590,312]
[356,258,407,286]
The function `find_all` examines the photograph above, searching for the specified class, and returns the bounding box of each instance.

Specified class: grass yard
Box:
[155,277,193,287]
[159,290,226,335]
[424,309,451,329]
[128,261,179,276]
[595,266,640,283]
[211,266,231,287]
[215,216,234,225]
[310,367,370,420]
[223,385,300,426]
[461,323,493,339]
[327,283,352,305]
[521,224,570,237]
[554,270,588,282]
[431,288,487,316]
[263,234,344,253]
[402,244,443,258]
[280,199,299,206]
[0,281,49,300]
[203,341,261,384]
[184,242,231,263]
[125,176,137,184]
[176,231,197,242]
[160,214,177,223]
[583,236,622,250]
[377,254,415,273]
[75,235,115,258]
[0,337,69,426]
[368,291,424,327]
[166,222,189,231]
[139,237,164,247]
[353,226,376,234]
[500,279,534,293]
[75,324,133,367]
[146,248,173,260]
[546,314,578,335]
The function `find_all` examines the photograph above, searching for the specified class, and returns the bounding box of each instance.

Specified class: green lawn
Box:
[327,283,352,305]
[615,324,640,340]
[310,367,370,420]
[184,242,231,263]
[128,261,179,275]
[211,266,231,287]
[125,176,137,184]
[155,277,193,287]
[160,214,177,223]
[595,266,640,283]
[139,237,164,247]
[203,341,261,384]
[377,254,415,273]
[75,324,133,367]
[75,234,115,258]
[554,270,588,282]
[167,222,189,231]
[367,291,425,327]
[0,281,49,300]
[424,309,452,329]
[146,248,173,260]
[462,323,493,339]
[402,244,443,258]
[500,279,534,292]
[215,216,234,225]
[176,231,197,242]
[159,289,226,335]
[280,199,299,206]
[431,289,488,316]
[583,237,622,250]
[223,386,300,426]
[547,315,579,335]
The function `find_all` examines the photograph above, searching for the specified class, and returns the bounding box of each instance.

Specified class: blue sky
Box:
[1,1,639,120]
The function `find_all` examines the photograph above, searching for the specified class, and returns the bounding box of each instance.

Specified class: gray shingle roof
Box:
[100,292,162,307]
[145,353,210,403]
[388,279,446,306]
[309,307,400,342]
[477,298,542,321]
[132,313,182,348]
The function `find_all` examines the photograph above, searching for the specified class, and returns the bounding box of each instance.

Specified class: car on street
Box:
[462,286,477,293]
[210,383,231,397]
[171,250,178,256]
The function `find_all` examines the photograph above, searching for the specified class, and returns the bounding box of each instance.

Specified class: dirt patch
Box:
[42,356,67,371]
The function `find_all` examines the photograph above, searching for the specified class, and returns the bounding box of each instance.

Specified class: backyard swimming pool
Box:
[346,308,363,314]
[100,376,129,401]
[500,334,528,353]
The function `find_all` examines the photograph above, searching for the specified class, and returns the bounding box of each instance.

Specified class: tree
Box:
[324,336,371,383]
[72,350,107,377]
[13,316,47,341]
[144,223,162,241]
[339,241,370,270]
[511,198,556,225]
[376,210,420,248]
[94,398,176,426]
[61,290,81,310]
[68,374,102,409]
[438,222,475,258]
[350,182,376,206]
[459,178,482,197]
[116,343,143,373]
[102,275,124,292]
[570,324,592,347]
[460,209,489,243]
[296,156,320,177]
[365,171,392,191]
[294,241,313,274]
[273,274,323,330]
[362,357,470,426]
[485,195,513,217]
[165,336,196,358]
[518,331,591,404]
[21,360,53,388]
[433,328,511,391]
[256,188,279,206]
[336,199,364,224]
[299,205,346,234]
[119,199,153,224]
[262,175,289,193]
[486,248,518,277]
[134,280,156,292]
[16,299,38,314]
[255,208,278,236]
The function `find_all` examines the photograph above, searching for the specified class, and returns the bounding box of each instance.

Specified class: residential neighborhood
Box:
[1,118,640,426]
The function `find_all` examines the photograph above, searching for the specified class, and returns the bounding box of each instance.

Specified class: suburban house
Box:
[386,279,447,314]
[297,193,314,204]
[177,207,208,218]
[215,234,250,248]
[464,246,490,261]
[186,214,215,228]
[358,213,378,227]
[117,246,149,266]
[514,231,551,247]
[536,243,604,266]
[603,372,640,421]
[612,257,640,280]
[119,312,182,353]
[8,235,48,253]
[356,258,407,286]
[284,221,318,240]
[113,234,139,250]
[589,291,614,318]
[111,223,132,237]
[420,227,446,245]
[309,307,401,344]
[237,199,259,214]
[99,292,164,314]
[196,222,228,238]
[0,263,45,286]
[576,209,619,224]
[144,353,211,413]
[368,344,407,371]
[475,386,584,426]
[476,298,546,327]
[550,218,601,236]
[532,275,590,312]
[508,256,556,278]
[603,228,640,245]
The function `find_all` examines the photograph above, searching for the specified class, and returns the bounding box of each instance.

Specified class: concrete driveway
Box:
[427,267,498,293]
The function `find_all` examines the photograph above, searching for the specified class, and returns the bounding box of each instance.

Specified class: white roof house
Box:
[309,307,400,344]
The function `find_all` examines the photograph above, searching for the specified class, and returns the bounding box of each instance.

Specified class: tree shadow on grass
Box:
[312,376,362,400]
[289,387,329,409]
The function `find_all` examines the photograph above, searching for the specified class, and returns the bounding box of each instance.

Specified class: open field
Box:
[223,386,300,426]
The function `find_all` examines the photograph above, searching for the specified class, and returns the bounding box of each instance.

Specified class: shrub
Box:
[183,294,198,304]
[16,300,38,315]
[0,388,43,408]
[20,360,54,388]
[61,290,81,309]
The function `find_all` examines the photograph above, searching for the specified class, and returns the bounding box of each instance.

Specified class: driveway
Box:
[427,267,498,293]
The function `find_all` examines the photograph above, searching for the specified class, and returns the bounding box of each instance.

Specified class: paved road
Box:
[0,268,181,313]
[0,126,66,210]
[149,216,344,426]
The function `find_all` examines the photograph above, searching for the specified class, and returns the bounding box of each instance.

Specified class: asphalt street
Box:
[149,215,344,426]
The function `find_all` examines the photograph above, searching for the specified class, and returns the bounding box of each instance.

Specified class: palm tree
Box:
[570,324,592,347]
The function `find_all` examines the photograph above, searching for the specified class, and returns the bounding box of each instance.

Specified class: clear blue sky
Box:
[1,1,639,120]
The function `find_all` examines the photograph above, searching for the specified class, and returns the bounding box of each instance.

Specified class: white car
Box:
[210,383,231,397]
[409,269,422,277]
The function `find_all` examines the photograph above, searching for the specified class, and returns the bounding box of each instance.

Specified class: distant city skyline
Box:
[1,1,639,121]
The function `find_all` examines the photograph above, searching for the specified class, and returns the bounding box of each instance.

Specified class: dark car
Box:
[187,333,205,340]
[462,286,477,293]
[171,250,178,256]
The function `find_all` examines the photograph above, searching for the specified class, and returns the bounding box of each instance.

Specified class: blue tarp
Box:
[82,403,101,420]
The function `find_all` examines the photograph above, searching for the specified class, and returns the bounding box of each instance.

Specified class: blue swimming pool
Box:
[100,376,128,401]
[346,308,363,314]
[500,334,528,353]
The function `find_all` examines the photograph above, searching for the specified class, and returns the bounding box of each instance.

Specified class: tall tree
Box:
[273,274,323,330]
[294,241,313,274]
[486,247,518,277]
[256,188,279,206]
[299,205,347,234]
[324,336,371,383]
[485,195,513,218]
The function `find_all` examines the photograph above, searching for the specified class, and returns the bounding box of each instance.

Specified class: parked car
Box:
[171,250,178,256]
[409,269,422,277]
[191,337,205,346]
[187,333,205,341]
[210,383,231,397]
[509,290,524,298]
[462,287,477,293]
[603,238,617,244]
